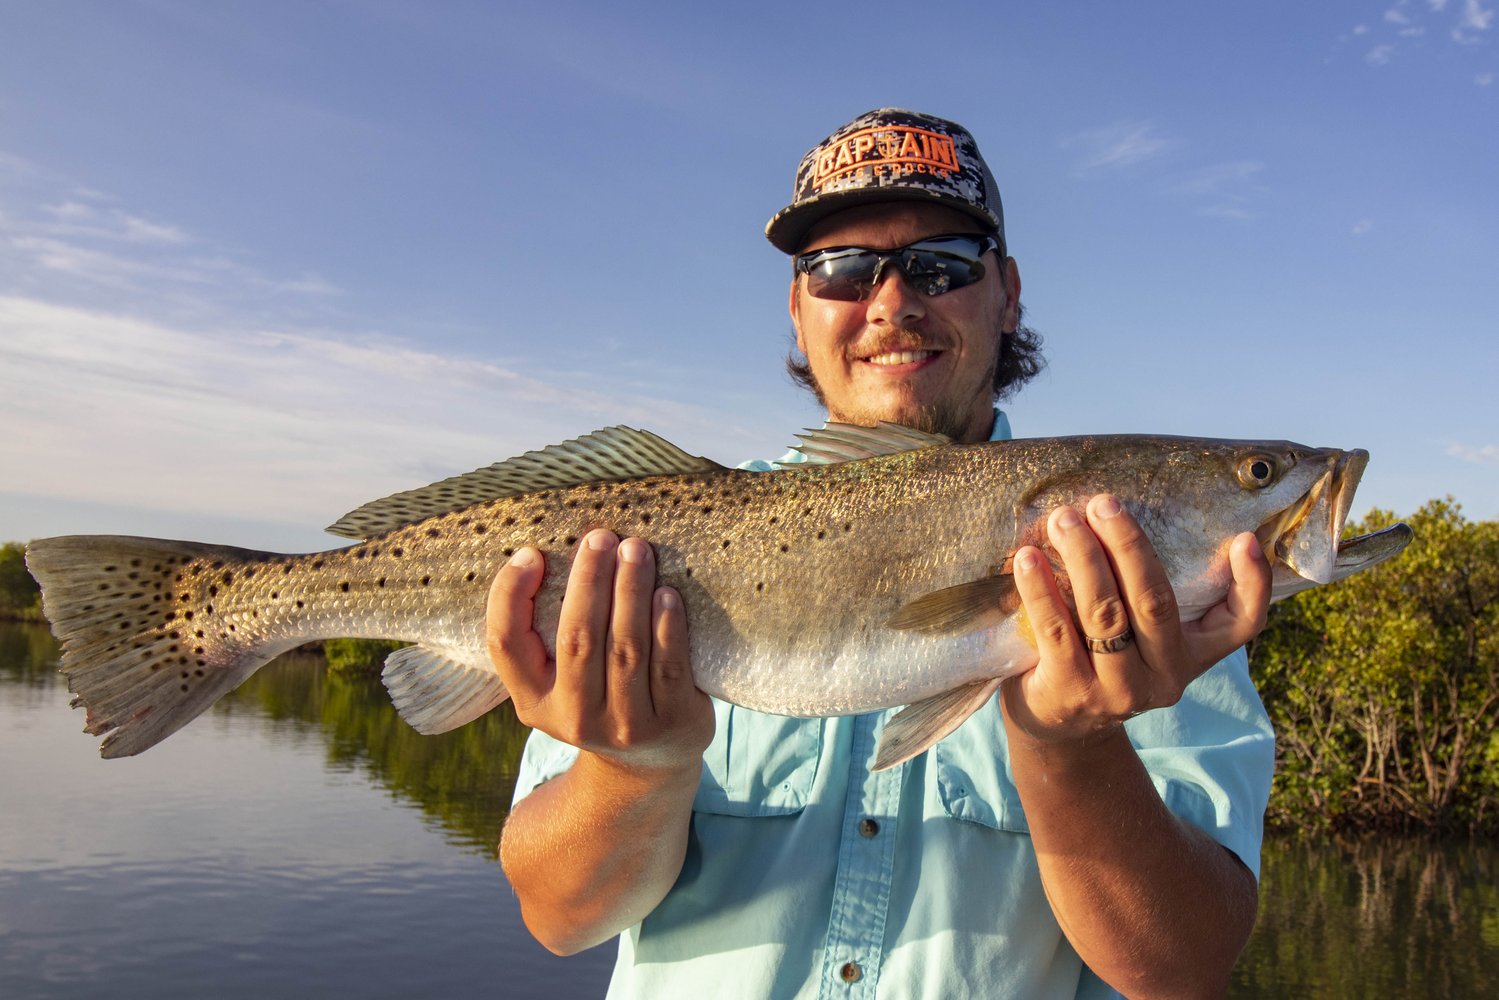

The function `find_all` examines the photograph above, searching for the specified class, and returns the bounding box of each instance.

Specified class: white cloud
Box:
[1429,0,1450,11]
[1063,121,1178,173]
[1171,161,1268,220]
[1461,0,1494,28]
[1386,5,1412,25]
[1478,71,1496,84]
[0,297,716,533]
[1354,23,1372,34]
[1352,219,1375,235]
[1366,44,1397,65]
[1447,442,1499,466]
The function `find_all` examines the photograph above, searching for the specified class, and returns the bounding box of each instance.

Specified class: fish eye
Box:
[1237,454,1278,489]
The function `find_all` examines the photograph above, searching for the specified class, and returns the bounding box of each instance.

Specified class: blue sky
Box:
[1,0,1495,553]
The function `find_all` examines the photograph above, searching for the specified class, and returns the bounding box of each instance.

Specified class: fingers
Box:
[650,587,697,721]
[607,537,659,722]
[1184,532,1271,659]
[486,545,550,705]
[554,530,620,711]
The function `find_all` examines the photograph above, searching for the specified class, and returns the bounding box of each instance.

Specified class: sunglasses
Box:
[793,233,1002,302]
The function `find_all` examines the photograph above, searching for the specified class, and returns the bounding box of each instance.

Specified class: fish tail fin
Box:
[25,535,295,758]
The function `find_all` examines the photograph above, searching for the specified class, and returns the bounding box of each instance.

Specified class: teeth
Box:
[867,350,934,366]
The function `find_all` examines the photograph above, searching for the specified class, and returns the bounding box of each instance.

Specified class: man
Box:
[489,109,1274,998]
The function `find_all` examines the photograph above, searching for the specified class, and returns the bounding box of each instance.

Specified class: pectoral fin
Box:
[883,575,1019,637]
[873,677,1003,772]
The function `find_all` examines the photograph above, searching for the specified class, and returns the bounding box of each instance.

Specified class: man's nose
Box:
[864,263,927,327]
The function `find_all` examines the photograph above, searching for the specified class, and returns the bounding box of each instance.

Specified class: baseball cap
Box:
[765,108,1006,255]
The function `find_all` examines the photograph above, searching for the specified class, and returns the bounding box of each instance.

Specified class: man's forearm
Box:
[500,751,700,955]
[1007,722,1258,1000]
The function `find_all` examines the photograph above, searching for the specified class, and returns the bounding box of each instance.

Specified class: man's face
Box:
[788,202,1021,445]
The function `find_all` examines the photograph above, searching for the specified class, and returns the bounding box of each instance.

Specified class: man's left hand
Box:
[1002,493,1271,746]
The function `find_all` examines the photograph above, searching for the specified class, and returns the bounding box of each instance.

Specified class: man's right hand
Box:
[485,528,714,775]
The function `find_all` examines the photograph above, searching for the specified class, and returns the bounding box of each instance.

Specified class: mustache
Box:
[854,330,947,359]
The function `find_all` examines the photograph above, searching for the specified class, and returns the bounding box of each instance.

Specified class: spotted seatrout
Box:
[25,424,1412,769]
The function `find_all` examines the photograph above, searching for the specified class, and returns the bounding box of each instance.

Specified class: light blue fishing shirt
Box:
[511,411,1275,999]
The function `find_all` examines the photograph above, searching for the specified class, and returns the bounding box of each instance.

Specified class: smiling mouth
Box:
[865,350,937,366]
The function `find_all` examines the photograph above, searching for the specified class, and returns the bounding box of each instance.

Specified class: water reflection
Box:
[5,621,1498,998]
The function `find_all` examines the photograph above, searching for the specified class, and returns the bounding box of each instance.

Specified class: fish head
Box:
[1060,437,1408,610]
[1160,439,1411,595]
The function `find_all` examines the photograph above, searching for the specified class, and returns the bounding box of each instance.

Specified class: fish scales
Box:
[25,424,1413,765]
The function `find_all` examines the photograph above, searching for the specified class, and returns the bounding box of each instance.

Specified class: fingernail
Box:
[1055,507,1082,531]
[510,547,539,568]
[1094,495,1121,519]
[1243,532,1262,559]
[586,530,617,551]
[1016,549,1041,573]
[657,588,679,611]
[619,537,649,564]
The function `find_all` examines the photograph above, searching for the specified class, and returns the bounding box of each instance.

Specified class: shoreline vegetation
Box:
[6,496,1496,835]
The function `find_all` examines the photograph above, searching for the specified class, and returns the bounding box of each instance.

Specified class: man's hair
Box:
[785,303,1046,404]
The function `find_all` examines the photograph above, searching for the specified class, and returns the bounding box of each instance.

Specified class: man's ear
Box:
[1001,258,1022,333]
[788,279,807,354]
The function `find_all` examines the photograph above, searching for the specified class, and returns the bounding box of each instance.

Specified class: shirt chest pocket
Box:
[932,698,1031,835]
[692,701,823,817]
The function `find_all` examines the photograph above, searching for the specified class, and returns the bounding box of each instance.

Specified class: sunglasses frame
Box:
[793,233,1003,302]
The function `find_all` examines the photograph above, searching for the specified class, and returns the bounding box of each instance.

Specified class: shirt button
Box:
[840,961,863,983]
[857,818,880,838]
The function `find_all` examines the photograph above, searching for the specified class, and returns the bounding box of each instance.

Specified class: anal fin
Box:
[381,644,510,734]
[872,677,1002,772]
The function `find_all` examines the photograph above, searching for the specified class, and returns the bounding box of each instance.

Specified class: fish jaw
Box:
[1261,449,1368,585]
[1270,521,1413,603]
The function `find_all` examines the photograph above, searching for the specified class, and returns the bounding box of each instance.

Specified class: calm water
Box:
[3,621,1496,998]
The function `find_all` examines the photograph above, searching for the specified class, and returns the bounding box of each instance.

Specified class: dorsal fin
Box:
[782,421,950,466]
[326,426,726,539]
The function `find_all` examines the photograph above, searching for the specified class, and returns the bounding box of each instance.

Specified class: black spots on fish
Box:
[755,582,765,593]
[208,585,218,598]
[564,536,577,547]
[685,567,694,578]
[618,500,631,512]
[221,571,233,585]
[640,513,652,526]
[312,559,325,570]
[592,500,606,511]
[426,527,442,539]
[354,549,368,560]
[283,564,294,575]
[340,582,351,593]
[769,516,780,526]
[721,540,731,550]
[531,514,545,525]
[465,571,477,583]
[211,560,224,570]
[843,522,853,533]
[295,600,305,609]
[502,548,514,558]
[779,544,790,553]
[816,530,826,540]
[701,505,715,515]
[184,611,194,621]
[420,575,432,587]
[378,577,387,588]
[392,547,405,557]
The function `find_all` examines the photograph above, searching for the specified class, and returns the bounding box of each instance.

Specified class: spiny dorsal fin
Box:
[883,574,1019,637]
[873,677,1003,771]
[782,421,950,466]
[327,426,726,539]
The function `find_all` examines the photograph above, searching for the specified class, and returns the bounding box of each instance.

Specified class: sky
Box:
[1,0,1495,555]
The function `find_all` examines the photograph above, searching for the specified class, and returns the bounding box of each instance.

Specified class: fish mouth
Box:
[1256,449,1370,585]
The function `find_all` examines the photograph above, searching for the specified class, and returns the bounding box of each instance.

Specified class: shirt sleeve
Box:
[1125,646,1276,878]
[511,729,582,806]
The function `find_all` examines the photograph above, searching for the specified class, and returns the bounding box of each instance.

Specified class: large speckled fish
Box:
[25,424,1411,769]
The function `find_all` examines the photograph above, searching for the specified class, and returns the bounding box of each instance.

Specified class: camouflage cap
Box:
[765,108,1005,255]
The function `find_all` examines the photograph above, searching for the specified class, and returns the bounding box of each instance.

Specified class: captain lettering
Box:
[810,126,957,191]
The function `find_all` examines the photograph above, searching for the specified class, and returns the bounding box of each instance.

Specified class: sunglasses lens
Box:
[799,236,992,301]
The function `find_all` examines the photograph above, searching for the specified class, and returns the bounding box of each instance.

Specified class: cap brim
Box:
[765,187,1001,254]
